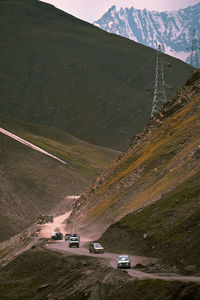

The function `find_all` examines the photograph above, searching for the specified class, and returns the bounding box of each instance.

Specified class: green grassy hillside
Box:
[68,69,200,252]
[0,0,193,150]
[99,170,200,272]
[0,115,119,242]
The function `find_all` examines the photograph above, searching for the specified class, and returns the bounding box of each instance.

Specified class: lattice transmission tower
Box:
[187,29,200,69]
[151,45,172,117]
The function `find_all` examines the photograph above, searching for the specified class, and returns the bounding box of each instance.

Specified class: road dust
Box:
[39,211,71,239]
[45,214,200,284]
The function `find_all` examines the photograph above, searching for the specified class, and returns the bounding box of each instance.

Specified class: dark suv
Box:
[64,233,71,241]
[51,232,63,240]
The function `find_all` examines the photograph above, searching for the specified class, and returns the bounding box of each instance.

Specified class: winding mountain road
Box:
[2,128,199,284]
[42,213,200,283]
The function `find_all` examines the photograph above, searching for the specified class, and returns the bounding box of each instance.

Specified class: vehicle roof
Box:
[90,242,100,244]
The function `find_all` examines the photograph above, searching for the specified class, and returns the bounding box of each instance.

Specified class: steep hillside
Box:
[67,70,200,241]
[0,116,119,242]
[99,170,200,272]
[94,4,200,65]
[0,115,120,180]
[0,0,193,150]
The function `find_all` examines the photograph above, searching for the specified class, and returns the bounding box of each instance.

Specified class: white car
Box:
[51,232,57,239]
[117,255,131,269]
[69,236,79,248]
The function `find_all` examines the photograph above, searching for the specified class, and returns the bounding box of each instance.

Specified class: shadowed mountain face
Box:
[67,70,200,240]
[0,0,193,150]
[0,115,119,242]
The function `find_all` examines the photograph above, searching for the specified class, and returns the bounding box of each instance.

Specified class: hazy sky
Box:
[42,0,200,22]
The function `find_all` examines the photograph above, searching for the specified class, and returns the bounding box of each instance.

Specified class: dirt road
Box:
[39,212,71,239]
[42,214,200,283]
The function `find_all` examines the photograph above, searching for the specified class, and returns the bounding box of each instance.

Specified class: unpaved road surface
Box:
[41,214,200,283]
[47,241,200,283]
[40,212,71,239]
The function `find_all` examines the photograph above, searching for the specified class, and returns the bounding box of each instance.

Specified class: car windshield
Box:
[94,243,102,247]
[119,256,129,261]
[71,237,78,241]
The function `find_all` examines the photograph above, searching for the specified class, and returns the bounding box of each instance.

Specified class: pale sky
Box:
[42,0,200,22]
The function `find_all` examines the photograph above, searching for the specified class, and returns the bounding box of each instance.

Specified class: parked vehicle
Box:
[69,236,79,248]
[65,233,71,241]
[117,255,131,269]
[89,242,104,254]
[51,232,63,240]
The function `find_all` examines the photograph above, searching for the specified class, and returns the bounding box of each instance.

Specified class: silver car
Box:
[89,242,104,254]
[69,236,79,248]
[117,255,131,269]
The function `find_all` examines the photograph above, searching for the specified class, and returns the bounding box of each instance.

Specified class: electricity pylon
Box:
[187,29,200,69]
[151,45,171,117]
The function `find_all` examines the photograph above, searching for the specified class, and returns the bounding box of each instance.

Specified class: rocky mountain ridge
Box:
[94,3,200,66]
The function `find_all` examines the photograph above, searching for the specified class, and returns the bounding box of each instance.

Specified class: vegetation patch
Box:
[99,171,200,273]
[0,248,200,299]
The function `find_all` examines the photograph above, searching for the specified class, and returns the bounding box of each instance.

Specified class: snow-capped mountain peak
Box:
[93,3,200,65]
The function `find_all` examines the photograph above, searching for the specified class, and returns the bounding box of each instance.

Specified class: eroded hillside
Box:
[67,70,200,238]
[0,116,119,242]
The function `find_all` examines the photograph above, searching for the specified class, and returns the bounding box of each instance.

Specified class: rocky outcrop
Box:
[94,4,200,65]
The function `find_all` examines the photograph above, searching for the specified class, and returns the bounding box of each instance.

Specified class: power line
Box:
[151,45,173,117]
[100,88,152,146]
[187,29,200,68]
[85,54,155,140]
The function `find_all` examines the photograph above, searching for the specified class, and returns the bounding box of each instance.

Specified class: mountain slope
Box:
[0,116,119,242]
[67,70,200,240]
[99,170,200,272]
[94,4,200,65]
[0,0,193,150]
[1,248,200,299]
